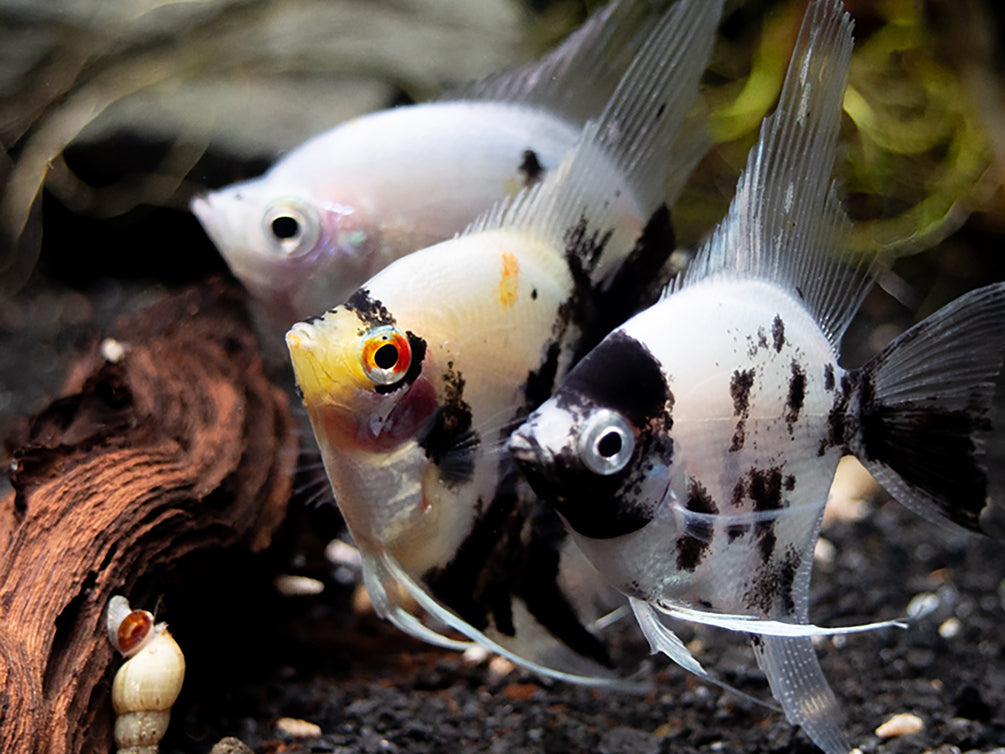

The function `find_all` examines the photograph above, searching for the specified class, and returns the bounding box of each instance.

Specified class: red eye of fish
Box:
[361,326,412,386]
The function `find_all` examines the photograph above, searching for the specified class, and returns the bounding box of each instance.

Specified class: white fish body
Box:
[510,0,1005,750]
[191,0,687,326]
[287,0,725,685]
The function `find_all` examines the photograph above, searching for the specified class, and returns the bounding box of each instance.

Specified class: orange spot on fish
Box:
[498,251,519,308]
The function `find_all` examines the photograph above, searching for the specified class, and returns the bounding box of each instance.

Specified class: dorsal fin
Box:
[464,0,723,252]
[671,0,869,351]
[449,0,673,129]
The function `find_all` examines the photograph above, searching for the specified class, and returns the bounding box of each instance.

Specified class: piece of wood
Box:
[0,279,297,754]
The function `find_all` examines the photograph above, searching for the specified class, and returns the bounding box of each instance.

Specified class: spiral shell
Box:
[107,596,186,754]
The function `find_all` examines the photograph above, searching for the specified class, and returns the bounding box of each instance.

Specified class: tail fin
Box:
[846,282,1005,537]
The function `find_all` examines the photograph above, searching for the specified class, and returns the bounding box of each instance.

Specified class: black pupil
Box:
[374,343,399,370]
[596,431,622,458]
[271,215,301,240]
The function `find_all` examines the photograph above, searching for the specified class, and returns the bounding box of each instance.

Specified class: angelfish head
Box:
[191,180,377,325]
[508,330,676,541]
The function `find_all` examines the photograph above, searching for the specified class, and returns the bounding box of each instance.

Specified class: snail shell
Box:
[108,596,186,754]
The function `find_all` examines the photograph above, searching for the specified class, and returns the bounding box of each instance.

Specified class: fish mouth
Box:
[507,429,550,470]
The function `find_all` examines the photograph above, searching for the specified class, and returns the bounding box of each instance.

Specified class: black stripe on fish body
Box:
[575,205,676,362]
[729,368,755,452]
[852,368,991,531]
[426,464,613,668]
[818,372,853,456]
[519,149,544,187]
[345,288,395,331]
[418,360,477,486]
[523,341,562,414]
[784,361,807,435]
[519,505,613,667]
[742,544,800,616]
[675,478,718,572]
[735,466,786,564]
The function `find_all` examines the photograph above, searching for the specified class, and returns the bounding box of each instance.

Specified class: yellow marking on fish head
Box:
[497,250,520,309]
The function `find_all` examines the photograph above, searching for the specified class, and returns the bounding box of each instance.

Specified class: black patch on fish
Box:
[519,506,613,667]
[579,205,675,359]
[819,373,852,456]
[373,331,427,395]
[427,465,613,668]
[676,478,718,572]
[562,331,671,431]
[426,484,521,636]
[823,363,835,391]
[523,342,562,414]
[731,479,746,508]
[522,333,674,540]
[772,315,786,353]
[345,288,395,330]
[519,149,544,186]
[743,545,801,616]
[746,466,785,563]
[784,474,796,492]
[785,361,806,434]
[531,288,538,300]
[726,524,748,542]
[729,368,755,452]
[852,366,990,531]
[417,360,477,486]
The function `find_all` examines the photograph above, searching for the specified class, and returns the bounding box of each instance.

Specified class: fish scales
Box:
[510,0,1005,751]
[287,0,726,685]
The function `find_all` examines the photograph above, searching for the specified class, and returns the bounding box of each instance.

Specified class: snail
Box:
[106,595,186,754]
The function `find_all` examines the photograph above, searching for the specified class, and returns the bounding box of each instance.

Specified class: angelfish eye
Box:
[361,326,412,387]
[578,408,634,475]
[262,199,321,259]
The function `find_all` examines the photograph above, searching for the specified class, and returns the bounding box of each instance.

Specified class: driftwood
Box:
[0,279,297,753]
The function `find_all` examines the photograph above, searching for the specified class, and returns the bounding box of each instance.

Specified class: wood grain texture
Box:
[0,279,297,753]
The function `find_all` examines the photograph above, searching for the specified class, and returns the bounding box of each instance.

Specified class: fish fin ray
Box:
[448,0,659,128]
[670,0,870,351]
[629,598,780,711]
[848,281,1005,538]
[463,0,723,250]
[653,603,906,637]
[378,551,648,690]
[753,635,852,754]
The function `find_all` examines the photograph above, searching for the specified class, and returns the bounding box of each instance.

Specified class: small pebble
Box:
[814,537,836,568]
[100,337,127,363]
[276,717,323,738]
[875,712,924,738]
[938,617,961,639]
[209,737,255,754]
[488,655,516,679]
[274,574,325,596]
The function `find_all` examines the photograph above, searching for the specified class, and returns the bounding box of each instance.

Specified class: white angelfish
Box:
[191,0,699,326]
[509,0,1005,751]
[286,0,725,686]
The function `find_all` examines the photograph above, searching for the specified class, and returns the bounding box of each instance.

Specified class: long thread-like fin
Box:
[847,282,1005,538]
[670,0,868,351]
[655,603,905,637]
[752,636,852,754]
[380,552,650,691]
[630,598,781,711]
[451,0,670,128]
[465,0,723,246]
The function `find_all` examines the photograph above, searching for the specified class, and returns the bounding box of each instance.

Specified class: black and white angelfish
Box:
[509,0,1005,750]
[286,0,725,688]
[191,0,697,327]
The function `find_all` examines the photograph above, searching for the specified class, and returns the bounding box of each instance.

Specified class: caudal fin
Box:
[846,282,1005,537]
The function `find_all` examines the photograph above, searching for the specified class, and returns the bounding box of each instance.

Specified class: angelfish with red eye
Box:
[285,0,724,692]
